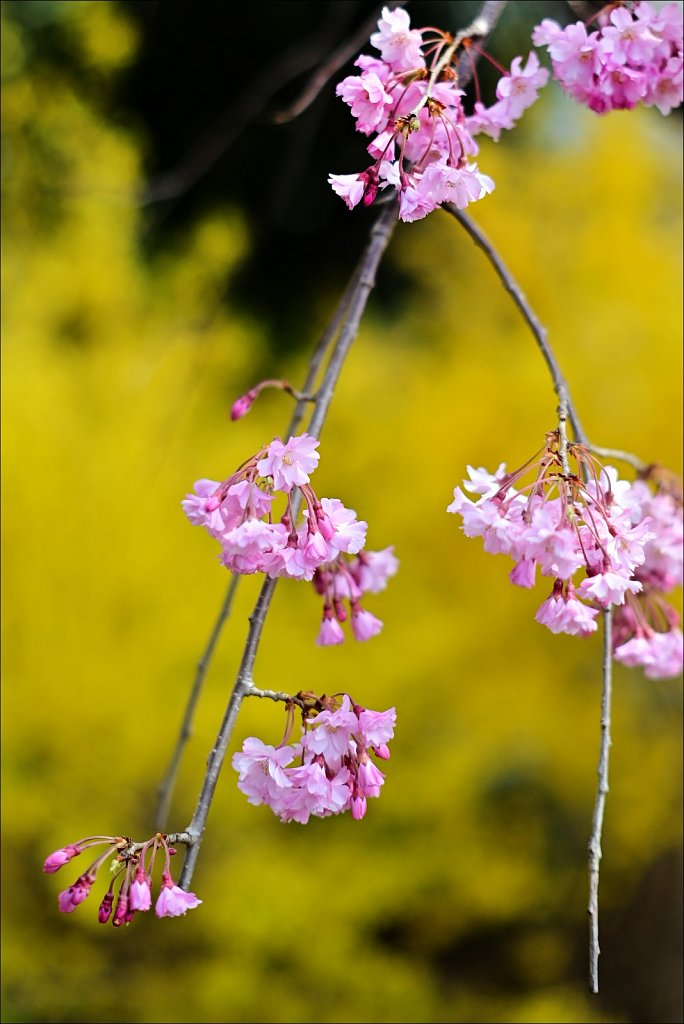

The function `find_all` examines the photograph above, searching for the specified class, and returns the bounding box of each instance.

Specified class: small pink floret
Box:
[155,872,202,918]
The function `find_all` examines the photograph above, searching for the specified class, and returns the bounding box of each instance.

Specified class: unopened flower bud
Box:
[315,507,335,541]
[230,388,258,421]
[98,892,114,924]
[351,795,367,820]
[43,843,81,874]
[112,892,130,928]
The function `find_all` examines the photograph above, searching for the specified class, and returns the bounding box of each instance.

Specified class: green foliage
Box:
[2,4,681,1023]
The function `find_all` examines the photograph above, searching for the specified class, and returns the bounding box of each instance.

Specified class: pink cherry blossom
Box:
[509,558,537,589]
[577,571,642,607]
[303,695,358,768]
[98,892,114,924]
[336,69,393,135]
[614,628,683,679]
[357,705,396,749]
[533,1,683,116]
[328,172,369,210]
[350,605,384,642]
[129,869,152,912]
[369,6,425,72]
[155,872,202,918]
[494,52,550,119]
[232,738,296,805]
[351,795,367,820]
[317,497,368,555]
[448,444,679,655]
[357,757,385,798]
[535,585,599,636]
[317,613,345,646]
[256,433,320,492]
[349,546,399,593]
[234,696,396,822]
[181,479,225,534]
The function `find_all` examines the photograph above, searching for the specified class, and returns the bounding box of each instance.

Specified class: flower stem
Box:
[588,608,613,994]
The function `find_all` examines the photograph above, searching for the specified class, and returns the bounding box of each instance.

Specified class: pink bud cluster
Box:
[447,434,682,678]
[329,6,548,222]
[43,833,201,924]
[314,546,398,645]
[232,694,396,823]
[533,2,683,115]
[183,433,396,643]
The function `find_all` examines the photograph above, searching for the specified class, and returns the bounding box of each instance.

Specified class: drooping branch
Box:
[173,0,519,894]
[178,200,398,888]
[154,207,373,827]
[155,573,241,831]
[444,203,623,995]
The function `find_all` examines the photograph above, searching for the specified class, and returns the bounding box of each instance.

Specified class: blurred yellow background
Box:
[2,3,682,1023]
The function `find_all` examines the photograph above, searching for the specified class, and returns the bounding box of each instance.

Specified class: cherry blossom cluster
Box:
[232,693,396,823]
[611,473,683,677]
[183,433,396,644]
[533,2,683,115]
[43,833,201,924]
[447,433,682,678]
[329,6,549,222]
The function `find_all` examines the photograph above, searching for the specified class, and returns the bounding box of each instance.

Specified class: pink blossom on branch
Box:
[330,6,549,222]
[532,1,683,115]
[45,833,202,925]
[155,873,203,918]
[183,434,397,643]
[256,433,320,492]
[232,694,396,823]
[447,434,683,678]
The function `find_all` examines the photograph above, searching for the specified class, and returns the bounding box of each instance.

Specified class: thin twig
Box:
[444,206,588,446]
[155,573,241,830]
[273,2,407,124]
[588,445,649,474]
[246,686,306,707]
[140,5,362,215]
[588,608,613,993]
[178,201,399,889]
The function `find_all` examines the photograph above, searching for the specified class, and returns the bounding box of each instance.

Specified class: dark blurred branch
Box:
[273,2,407,124]
[139,3,361,214]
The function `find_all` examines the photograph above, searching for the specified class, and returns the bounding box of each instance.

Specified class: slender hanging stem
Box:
[588,608,613,993]
[444,205,588,446]
[155,573,241,830]
[446,202,621,995]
